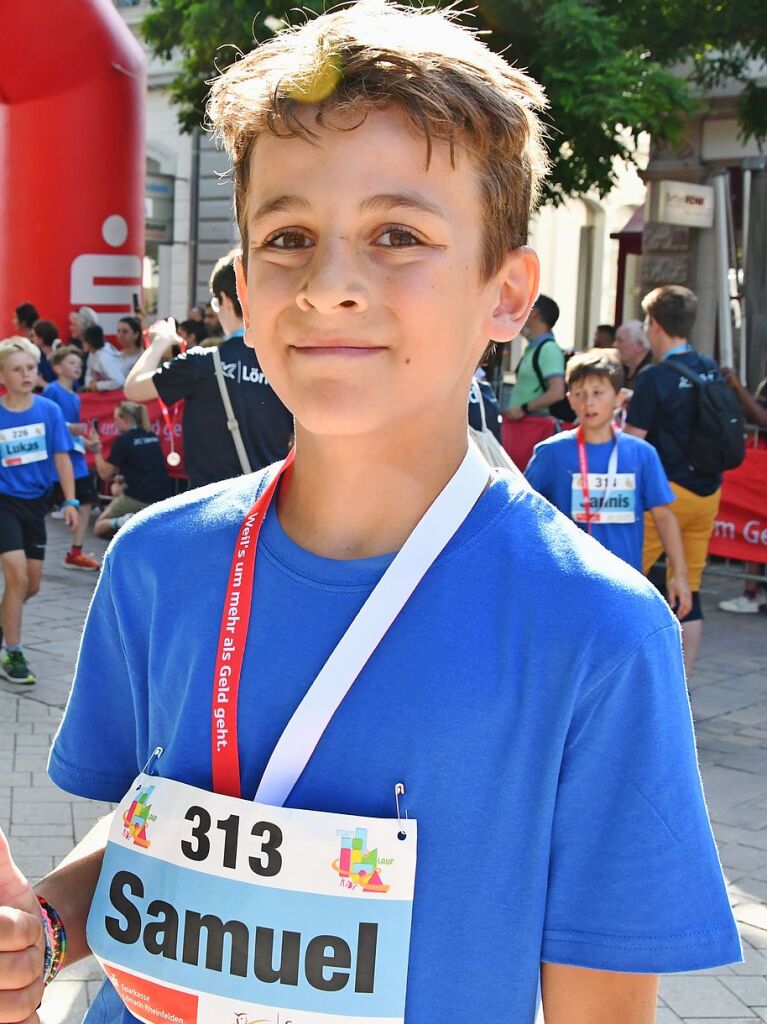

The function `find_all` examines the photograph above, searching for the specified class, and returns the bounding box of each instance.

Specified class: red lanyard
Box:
[211,448,295,797]
[144,328,185,467]
[576,427,619,532]
[576,428,593,532]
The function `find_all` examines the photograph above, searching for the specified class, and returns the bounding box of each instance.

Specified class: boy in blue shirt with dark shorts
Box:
[0,5,739,1023]
[0,337,79,684]
[526,350,692,618]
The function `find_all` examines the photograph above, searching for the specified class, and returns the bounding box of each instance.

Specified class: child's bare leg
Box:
[94,513,113,539]
[1,550,30,646]
[72,503,92,547]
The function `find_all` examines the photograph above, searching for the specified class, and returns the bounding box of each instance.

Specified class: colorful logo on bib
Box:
[333,827,391,893]
[123,786,157,849]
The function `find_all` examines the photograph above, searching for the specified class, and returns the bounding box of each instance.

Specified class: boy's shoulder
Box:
[107,469,267,561]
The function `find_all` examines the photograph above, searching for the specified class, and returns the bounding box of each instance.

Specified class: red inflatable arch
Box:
[1,0,146,339]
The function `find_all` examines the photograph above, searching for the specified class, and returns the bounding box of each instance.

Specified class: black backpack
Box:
[530,340,576,423]
[665,360,746,476]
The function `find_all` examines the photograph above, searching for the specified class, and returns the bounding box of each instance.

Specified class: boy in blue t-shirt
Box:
[0,337,80,684]
[43,347,100,571]
[526,350,692,616]
[0,8,740,1024]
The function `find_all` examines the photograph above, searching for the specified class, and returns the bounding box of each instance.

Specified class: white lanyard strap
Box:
[602,433,620,509]
[254,440,490,805]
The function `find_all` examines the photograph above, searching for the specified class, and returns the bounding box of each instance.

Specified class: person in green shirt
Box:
[507,294,566,418]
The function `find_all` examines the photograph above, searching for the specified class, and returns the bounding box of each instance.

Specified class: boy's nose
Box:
[295,240,369,314]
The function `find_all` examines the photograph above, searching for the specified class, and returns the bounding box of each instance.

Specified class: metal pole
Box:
[187,127,201,311]
[713,173,733,366]
[741,167,751,378]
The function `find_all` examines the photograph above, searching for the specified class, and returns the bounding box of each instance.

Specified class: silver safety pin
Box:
[142,746,164,776]
[395,782,408,839]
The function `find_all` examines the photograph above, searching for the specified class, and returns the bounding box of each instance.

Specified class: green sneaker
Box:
[1,650,35,685]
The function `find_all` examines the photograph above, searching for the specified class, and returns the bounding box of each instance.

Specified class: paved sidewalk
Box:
[1,519,766,1022]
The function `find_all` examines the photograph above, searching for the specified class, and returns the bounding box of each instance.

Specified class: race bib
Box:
[571,472,636,524]
[0,423,47,467]
[88,774,417,1024]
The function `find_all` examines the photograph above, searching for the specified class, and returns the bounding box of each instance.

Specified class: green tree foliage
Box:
[141,0,765,206]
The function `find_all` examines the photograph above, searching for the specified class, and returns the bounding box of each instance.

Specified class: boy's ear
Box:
[484,246,540,343]
[234,256,252,334]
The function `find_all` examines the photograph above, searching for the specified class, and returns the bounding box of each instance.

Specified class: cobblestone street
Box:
[1,518,766,1022]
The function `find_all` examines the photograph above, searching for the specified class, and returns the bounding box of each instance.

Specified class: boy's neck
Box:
[277,420,477,559]
[580,421,615,444]
[56,376,75,392]
[1,391,34,412]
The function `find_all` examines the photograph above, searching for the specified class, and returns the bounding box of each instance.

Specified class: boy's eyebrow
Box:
[358,192,447,219]
[250,191,446,226]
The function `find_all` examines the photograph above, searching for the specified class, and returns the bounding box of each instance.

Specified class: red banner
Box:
[708,447,767,564]
[78,390,186,479]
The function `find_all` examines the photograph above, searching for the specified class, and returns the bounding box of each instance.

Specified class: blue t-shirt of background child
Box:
[49,469,740,1024]
[525,430,674,571]
[42,381,89,480]
[0,395,73,499]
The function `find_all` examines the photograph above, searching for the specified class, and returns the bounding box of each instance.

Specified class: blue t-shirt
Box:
[525,430,674,571]
[42,381,89,480]
[49,471,740,1023]
[0,395,73,499]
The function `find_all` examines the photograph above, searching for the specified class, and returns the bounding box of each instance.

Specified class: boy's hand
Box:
[506,406,525,421]
[668,576,692,620]
[63,506,80,532]
[0,828,46,1022]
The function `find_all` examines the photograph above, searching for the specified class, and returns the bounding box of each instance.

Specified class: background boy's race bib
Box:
[88,774,417,1024]
[0,422,47,466]
[571,472,636,524]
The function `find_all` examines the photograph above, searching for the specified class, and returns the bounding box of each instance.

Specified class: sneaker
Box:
[718,594,765,614]
[63,551,101,572]
[49,506,66,520]
[1,650,36,685]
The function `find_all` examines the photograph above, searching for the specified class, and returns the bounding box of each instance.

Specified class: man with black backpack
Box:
[625,285,745,674]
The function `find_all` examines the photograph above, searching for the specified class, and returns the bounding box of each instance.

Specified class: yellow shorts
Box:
[642,482,721,591]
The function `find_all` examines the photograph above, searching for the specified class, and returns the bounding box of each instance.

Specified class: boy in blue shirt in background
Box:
[43,346,101,572]
[0,337,79,683]
[526,350,692,617]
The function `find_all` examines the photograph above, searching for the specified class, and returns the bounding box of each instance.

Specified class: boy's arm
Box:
[542,962,658,1023]
[124,320,179,402]
[53,452,79,531]
[0,821,109,1021]
[649,504,692,619]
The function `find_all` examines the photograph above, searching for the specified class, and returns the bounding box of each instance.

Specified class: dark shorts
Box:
[50,473,99,508]
[0,493,48,560]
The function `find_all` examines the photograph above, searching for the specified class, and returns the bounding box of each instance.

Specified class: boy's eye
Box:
[263,229,313,250]
[375,226,422,248]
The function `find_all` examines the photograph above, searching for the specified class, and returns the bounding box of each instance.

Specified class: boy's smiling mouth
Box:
[290,339,387,358]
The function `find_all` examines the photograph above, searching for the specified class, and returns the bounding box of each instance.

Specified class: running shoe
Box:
[718,593,766,614]
[63,551,100,572]
[1,650,36,685]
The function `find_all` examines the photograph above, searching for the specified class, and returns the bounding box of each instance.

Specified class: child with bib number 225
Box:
[525,349,693,619]
[0,5,740,1024]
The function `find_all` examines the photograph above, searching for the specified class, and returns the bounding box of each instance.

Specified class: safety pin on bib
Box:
[395,782,408,840]
[142,746,164,776]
